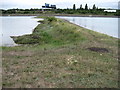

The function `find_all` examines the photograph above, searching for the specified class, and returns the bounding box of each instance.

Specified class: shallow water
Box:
[0,16,42,46]
[56,16,118,38]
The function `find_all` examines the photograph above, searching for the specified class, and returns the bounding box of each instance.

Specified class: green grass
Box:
[12,17,86,45]
[2,16,119,88]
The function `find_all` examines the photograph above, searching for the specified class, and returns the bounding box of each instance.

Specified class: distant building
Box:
[42,3,56,9]
[104,10,116,12]
[45,3,49,8]
[51,5,56,9]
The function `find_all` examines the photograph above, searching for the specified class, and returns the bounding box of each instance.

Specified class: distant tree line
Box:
[74,4,98,10]
[1,8,43,14]
[54,4,119,16]
[1,4,120,16]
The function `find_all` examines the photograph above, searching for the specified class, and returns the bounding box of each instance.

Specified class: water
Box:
[56,16,118,38]
[0,16,42,46]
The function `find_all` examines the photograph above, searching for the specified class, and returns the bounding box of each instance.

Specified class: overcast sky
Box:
[0,0,119,9]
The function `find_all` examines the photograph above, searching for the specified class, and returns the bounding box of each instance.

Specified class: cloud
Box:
[0,0,119,9]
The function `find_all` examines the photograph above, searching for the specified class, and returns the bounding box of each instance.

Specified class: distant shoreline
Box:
[1,14,119,18]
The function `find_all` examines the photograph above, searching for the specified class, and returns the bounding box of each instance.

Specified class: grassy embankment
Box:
[2,16,119,88]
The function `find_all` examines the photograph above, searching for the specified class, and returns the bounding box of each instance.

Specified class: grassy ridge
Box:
[12,16,86,45]
[3,16,119,88]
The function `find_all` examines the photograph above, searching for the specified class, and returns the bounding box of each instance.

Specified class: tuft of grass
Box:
[46,16,57,22]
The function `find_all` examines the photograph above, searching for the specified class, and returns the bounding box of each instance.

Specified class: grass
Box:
[2,16,119,88]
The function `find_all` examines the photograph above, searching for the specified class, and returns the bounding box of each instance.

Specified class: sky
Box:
[0,0,119,10]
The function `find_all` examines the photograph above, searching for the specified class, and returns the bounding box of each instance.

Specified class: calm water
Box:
[56,16,118,38]
[0,16,41,46]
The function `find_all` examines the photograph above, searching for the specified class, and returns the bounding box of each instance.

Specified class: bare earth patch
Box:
[87,47,109,53]
[6,51,34,57]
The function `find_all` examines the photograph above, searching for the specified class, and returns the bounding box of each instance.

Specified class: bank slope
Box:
[3,16,119,88]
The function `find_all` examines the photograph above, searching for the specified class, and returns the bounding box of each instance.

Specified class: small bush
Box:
[46,17,57,22]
